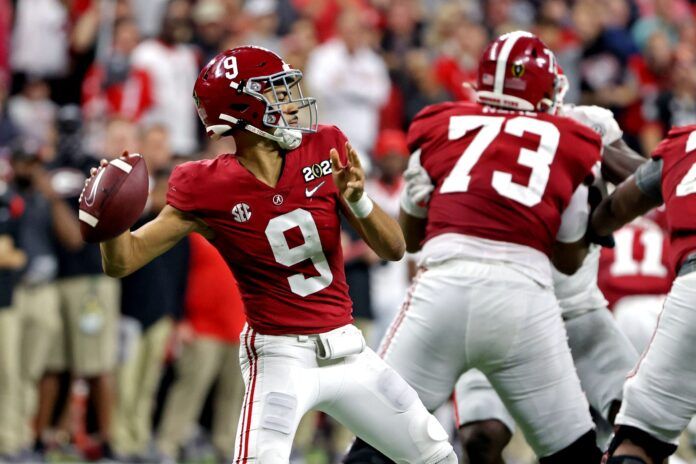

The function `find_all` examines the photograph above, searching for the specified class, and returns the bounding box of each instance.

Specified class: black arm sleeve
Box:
[634,158,664,203]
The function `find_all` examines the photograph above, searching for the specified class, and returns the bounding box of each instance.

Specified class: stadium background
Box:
[0,0,695,462]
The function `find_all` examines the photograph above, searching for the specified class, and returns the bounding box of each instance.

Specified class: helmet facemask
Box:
[244,70,318,149]
[549,73,569,114]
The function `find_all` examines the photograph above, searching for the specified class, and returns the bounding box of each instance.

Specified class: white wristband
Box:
[347,192,374,218]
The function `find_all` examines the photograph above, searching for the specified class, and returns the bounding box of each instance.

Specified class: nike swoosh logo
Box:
[305,180,325,197]
[84,168,106,207]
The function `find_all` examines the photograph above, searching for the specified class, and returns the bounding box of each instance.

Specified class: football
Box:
[78,154,149,243]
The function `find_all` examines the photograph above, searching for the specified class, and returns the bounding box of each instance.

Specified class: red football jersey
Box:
[651,124,696,273]
[167,125,353,335]
[598,209,674,309]
[408,102,601,256]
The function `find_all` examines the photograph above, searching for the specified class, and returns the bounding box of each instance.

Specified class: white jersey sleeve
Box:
[552,247,608,316]
[556,184,590,243]
[560,104,623,146]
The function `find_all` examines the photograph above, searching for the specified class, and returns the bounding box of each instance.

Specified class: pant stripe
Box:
[452,392,461,428]
[627,298,668,379]
[241,330,259,462]
[378,268,423,357]
[236,328,250,461]
[236,327,258,463]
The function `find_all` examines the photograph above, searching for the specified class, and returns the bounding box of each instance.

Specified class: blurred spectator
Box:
[0,0,11,87]
[534,0,582,103]
[10,0,69,81]
[240,0,283,53]
[642,45,696,142]
[156,233,245,463]
[38,117,129,459]
[0,181,26,460]
[365,130,412,348]
[113,164,189,461]
[305,10,390,166]
[291,0,347,43]
[192,0,229,64]
[281,18,318,71]
[131,0,171,39]
[400,49,452,124]
[7,78,57,146]
[631,0,685,50]
[0,81,18,147]
[139,124,172,173]
[483,0,535,34]
[82,17,153,123]
[625,30,674,153]
[130,0,199,156]
[433,21,486,102]
[380,1,425,76]
[574,0,639,112]
[10,138,82,459]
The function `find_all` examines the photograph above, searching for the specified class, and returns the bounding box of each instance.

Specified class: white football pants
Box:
[455,307,638,432]
[378,259,594,458]
[616,271,696,444]
[233,324,455,464]
[614,294,666,353]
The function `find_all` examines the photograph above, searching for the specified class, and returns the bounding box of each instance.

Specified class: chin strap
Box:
[213,114,303,150]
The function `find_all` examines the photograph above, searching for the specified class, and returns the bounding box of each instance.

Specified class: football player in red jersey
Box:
[592,125,696,464]
[345,31,605,464]
[452,104,644,463]
[94,47,457,463]
[598,208,674,352]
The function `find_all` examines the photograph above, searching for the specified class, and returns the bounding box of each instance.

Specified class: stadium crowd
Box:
[0,0,695,462]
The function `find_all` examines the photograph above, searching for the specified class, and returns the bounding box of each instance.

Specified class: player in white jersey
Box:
[453,104,644,462]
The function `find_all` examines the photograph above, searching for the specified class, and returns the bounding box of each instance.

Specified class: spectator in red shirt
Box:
[156,233,246,463]
[81,17,153,123]
[433,20,486,102]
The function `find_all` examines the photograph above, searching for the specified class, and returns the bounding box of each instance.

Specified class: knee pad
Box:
[539,429,603,464]
[377,368,418,412]
[415,415,454,464]
[260,392,297,435]
[342,438,392,464]
[607,425,677,464]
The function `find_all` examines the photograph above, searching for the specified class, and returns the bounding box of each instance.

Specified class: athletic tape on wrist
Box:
[348,193,374,218]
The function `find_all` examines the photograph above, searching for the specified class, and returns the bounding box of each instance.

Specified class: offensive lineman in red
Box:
[94,47,457,463]
[345,31,604,463]
[593,125,696,464]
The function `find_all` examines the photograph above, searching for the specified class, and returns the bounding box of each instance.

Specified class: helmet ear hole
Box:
[230,103,249,113]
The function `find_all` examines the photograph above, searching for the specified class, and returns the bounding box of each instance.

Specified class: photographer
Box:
[10,138,81,458]
[0,167,26,460]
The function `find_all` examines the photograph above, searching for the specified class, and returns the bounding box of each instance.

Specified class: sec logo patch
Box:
[231,203,252,223]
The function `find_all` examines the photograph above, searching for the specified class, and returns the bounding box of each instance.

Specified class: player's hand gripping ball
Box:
[78,152,148,243]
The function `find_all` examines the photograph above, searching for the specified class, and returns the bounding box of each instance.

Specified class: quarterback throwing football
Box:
[94,46,457,464]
